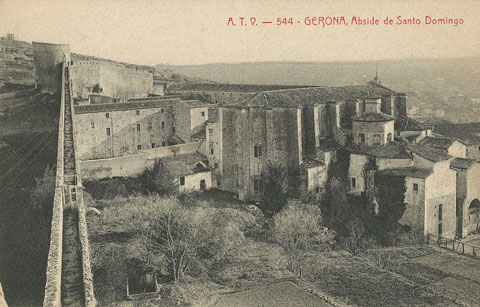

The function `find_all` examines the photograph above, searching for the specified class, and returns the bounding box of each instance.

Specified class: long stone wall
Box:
[43,62,66,307]
[79,141,203,181]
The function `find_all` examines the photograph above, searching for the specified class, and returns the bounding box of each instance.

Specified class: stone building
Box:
[73,98,209,160]
[450,158,480,237]
[32,42,154,100]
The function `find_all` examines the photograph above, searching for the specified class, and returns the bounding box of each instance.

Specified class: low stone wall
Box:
[43,63,66,307]
[80,141,203,181]
[42,185,64,307]
[77,189,96,306]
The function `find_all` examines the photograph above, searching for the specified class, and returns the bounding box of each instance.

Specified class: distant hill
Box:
[161,58,480,96]
[0,39,206,90]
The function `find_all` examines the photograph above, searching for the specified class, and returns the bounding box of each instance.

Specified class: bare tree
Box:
[273,199,335,278]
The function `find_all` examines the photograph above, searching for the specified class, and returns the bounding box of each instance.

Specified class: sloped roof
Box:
[450,158,478,170]
[352,112,394,122]
[301,156,325,169]
[376,167,432,179]
[317,138,343,152]
[241,83,395,107]
[163,152,209,177]
[74,99,181,114]
[347,142,412,159]
[418,136,459,150]
[395,117,429,131]
[407,144,452,162]
[168,83,317,93]
[434,123,480,145]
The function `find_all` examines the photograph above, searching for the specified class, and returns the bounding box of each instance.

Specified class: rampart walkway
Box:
[43,58,96,306]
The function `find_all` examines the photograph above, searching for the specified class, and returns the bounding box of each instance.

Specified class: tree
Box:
[92,83,103,94]
[139,197,216,282]
[273,200,335,278]
[140,159,176,195]
[29,165,56,253]
[260,163,289,215]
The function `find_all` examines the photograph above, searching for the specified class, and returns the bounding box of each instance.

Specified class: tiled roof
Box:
[317,138,343,152]
[74,99,206,114]
[395,117,429,131]
[347,142,412,159]
[376,167,432,179]
[163,152,209,177]
[450,158,478,170]
[413,117,453,127]
[433,123,480,145]
[74,99,181,114]
[407,144,452,162]
[352,112,394,122]
[418,136,458,150]
[242,83,395,107]
[301,156,325,168]
[168,83,317,93]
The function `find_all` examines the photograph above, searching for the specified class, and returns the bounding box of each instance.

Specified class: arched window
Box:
[373,134,381,145]
[359,133,366,144]
[387,133,392,142]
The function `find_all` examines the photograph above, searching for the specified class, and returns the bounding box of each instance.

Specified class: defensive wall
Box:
[69,60,153,101]
[32,42,70,93]
[80,141,203,181]
[43,59,96,306]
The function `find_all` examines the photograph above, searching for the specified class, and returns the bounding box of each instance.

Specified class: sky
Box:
[1,0,479,66]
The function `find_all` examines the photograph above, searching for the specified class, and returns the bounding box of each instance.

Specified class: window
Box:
[90,122,95,128]
[438,204,443,221]
[316,187,320,194]
[359,133,365,144]
[137,145,141,150]
[373,134,381,145]
[413,183,418,192]
[136,124,141,132]
[214,162,219,169]
[151,143,155,148]
[201,111,205,117]
[172,114,175,120]
[210,148,214,155]
[254,179,263,192]
[105,113,109,118]
[161,121,165,129]
[387,133,392,142]
[254,145,263,157]
[351,177,357,189]
[136,110,140,115]
[172,127,176,133]
[180,176,185,186]
[161,108,164,113]
[106,128,111,136]
[209,128,214,137]
[162,141,166,146]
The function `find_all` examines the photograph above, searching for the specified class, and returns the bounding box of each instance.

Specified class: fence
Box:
[426,233,479,259]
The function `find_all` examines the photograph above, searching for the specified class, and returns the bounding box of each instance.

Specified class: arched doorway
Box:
[468,199,480,234]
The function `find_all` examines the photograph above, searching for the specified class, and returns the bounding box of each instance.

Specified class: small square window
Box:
[413,183,418,192]
[136,110,140,115]
[180,176,185,186]
[105,113,110,118]
[137,145,141,150]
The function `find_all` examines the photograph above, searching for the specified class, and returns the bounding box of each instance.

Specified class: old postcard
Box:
[1,0,479,306]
